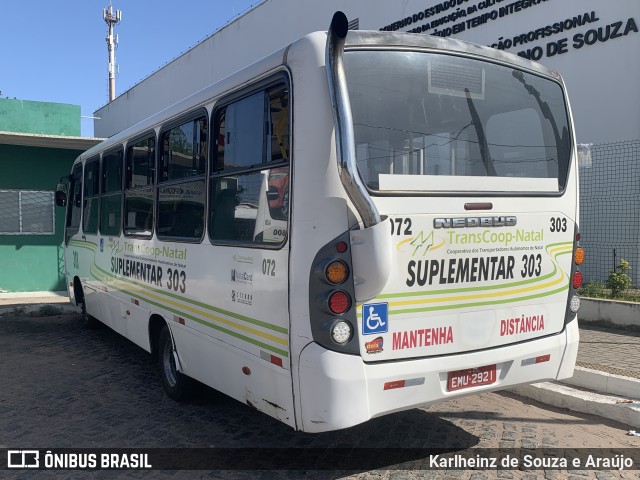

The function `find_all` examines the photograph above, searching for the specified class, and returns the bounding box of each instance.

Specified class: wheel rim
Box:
[162,337,178,387]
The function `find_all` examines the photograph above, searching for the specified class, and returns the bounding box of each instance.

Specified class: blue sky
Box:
[0,0,261,137]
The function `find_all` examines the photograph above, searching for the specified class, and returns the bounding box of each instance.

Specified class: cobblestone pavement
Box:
[576,326,640,379]
[0,314,638,480]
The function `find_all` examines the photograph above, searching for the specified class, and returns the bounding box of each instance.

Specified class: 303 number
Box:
[166,268,186,293]
[521,254,542,278]
[550,217,567,232]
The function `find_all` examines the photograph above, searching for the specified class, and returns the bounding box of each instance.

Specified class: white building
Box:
[94,0,640,285]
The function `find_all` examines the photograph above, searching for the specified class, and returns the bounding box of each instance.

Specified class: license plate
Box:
[447,364,496,391]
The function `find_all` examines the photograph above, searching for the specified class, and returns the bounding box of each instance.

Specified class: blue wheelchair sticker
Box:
[362,302,388,335]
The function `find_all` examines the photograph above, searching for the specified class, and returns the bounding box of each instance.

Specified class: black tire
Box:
[79,298,99,329]
[158,325,193,400]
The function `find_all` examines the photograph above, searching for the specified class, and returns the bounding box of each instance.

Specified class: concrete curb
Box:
[510,367,640,429]
[566,366,640,399]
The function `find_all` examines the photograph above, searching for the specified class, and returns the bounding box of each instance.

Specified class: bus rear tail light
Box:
[572,271,583,289]
[330,320,352,344]
[328,290,351,314]
[326,260,349,284]
[574,247,585,265]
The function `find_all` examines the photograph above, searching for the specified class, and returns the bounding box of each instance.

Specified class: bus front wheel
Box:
[158,325,193,400]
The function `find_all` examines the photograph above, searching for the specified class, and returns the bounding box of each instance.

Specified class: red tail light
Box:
[572,271,583,289]
[328,290,351,314]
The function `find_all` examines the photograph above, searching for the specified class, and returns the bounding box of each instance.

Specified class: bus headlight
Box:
[569,295,581,313]
[331,320,352,344]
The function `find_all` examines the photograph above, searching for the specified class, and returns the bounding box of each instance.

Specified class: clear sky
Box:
[0,0,261,137]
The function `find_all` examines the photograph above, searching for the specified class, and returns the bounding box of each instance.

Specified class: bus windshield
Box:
[344,50,572,194]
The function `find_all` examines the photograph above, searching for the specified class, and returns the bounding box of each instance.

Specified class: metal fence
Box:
[579,139,640,287]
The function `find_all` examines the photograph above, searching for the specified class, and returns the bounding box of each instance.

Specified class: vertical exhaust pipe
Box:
[325,11,381,229]
[326,12,391,301]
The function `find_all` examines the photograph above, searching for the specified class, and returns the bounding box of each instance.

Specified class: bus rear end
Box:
[298,19,581,432]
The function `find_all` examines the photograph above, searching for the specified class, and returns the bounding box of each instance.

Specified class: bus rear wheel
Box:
[158,325,193,400]
[76,285,98,329]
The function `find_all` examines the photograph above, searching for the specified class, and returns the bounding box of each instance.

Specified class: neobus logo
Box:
[434,216,517,229]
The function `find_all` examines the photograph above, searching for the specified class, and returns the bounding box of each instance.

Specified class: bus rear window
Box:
[344,50,572,193]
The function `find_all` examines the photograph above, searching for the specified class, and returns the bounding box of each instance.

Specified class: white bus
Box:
[57,12,583,432]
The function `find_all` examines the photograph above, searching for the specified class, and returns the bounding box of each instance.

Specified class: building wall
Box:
[0,144,82,293]
[92,0,640,285]
[0,99,81,136]
[94,0,640,145]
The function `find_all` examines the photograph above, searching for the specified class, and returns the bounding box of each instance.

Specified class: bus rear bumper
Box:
[298,319,579,432]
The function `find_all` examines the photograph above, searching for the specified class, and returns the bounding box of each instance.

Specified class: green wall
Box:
[0,99,80,136]
[0,144,81,292]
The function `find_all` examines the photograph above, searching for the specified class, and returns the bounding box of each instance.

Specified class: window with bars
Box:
[0,190,55,235]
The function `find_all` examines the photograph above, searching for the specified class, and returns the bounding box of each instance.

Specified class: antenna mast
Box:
[103,4,122,102]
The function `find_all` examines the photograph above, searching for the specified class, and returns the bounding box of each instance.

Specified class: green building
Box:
[0,99,101,294]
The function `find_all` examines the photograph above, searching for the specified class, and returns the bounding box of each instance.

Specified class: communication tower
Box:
[103,4,122,102]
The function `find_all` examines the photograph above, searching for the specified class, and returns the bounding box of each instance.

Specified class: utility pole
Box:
[103,4,122,102]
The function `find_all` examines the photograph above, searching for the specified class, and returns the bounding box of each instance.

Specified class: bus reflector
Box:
[383,377,425,390]
[574,247,585,265]
[328,291,350,314]
[270,355,283,367]
[572,271,583,289]
[326,261,348,284]
[336,241,348,253]
[384,380,405,390]
[536,354,551,364]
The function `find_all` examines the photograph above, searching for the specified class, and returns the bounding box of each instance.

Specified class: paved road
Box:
[0,313,638,479]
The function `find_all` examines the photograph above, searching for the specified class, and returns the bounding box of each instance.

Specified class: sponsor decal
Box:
[231,268,253,284]
[392,326,454,351]
[232,290,253,306]
[500,314,545,336]
[362,302,389,335]
[233,254,254,265]
[365,336,384,354]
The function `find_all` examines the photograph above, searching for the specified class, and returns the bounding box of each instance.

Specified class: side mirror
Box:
[55,183,68,207]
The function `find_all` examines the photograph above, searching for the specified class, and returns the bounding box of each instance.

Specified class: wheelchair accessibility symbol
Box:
[362,302,388,335]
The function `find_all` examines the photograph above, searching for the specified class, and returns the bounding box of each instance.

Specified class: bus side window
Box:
[65,163,83,243]
[82,156,100,234]
[157,113,207,241]
[124,135,155,237]
[209,81,290,246]
[100,148,124,237]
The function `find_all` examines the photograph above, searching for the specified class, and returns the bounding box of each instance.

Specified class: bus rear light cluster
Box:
[569,231,584,314]
[309,234,359,353]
